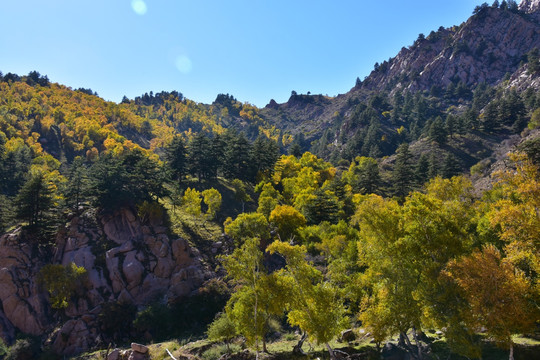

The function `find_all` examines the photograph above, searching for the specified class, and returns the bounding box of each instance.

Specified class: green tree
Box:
[202,188,222,219]
[224,131,252,181]
[302,188,341,225]
[256,182,280,219]
[224,212,269,245]
[415,153,430,186]
[222,238,269,358]
[89,150,166,210]
[267,241,348,360]
[207,312,237,353]
[251,135,279,181]
[165,135,187,183]
[15,172,53,228]
[442,153,461,179]
[342,156,381,194]
[428,116,447,144]
[269,204,306,241]
[38,262,88,309]
[232,179,252,213]
[187,132,213,182]
[527,48,539,74]
[64,156,88,213]
[392,143,414,198]
[183,188,202,216]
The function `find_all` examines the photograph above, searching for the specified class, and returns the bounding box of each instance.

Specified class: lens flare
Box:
[131,0,147,15]
[175,55,193,74]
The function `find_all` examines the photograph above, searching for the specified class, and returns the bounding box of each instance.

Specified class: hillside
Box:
[259,1,540,168]
[0,1,539,360]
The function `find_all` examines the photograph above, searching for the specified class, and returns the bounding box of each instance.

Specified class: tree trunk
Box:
[411,327,423,360]
[400,331,418,359]
[509,342,514,360]
[326,343,337,360]
[292,331,307,355]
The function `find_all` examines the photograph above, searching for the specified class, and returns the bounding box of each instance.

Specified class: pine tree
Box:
[64,157,88,213]
[188,132,212,182]
[428,116,447,144]
[392,143,414,198]
[415,153,430,186]
[165,135,187,183]
[442,153,461,179]
[15,173,53,228]
[224,132,252,181]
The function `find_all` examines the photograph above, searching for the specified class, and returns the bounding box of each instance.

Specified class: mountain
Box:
[0,1,540,358]
[259,0,540,168]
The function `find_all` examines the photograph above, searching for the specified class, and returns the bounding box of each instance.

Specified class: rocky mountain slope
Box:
[260,0,540,153]
[0,208,213,356]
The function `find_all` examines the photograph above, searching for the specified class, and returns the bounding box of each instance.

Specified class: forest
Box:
[0,54,539,360]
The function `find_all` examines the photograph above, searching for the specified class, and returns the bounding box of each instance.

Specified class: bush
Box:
[98,301,137,342]
[133,302,172,341]
[201,344,241,360]
[6,338,39,360]
[171,278,231,337]
[37,263,88,309]
[0,338,8,358]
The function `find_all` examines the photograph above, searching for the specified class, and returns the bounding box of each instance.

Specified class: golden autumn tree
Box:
[487,153,540,289]
[443,245,538,360]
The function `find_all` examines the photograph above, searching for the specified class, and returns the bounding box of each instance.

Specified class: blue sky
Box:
[0,1,486,107]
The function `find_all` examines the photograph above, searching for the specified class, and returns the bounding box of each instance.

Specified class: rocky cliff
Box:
[362,4,540,94]
[0,208,213,356]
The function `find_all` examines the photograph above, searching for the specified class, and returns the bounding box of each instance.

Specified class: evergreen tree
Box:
[288,143,302,158]
[442,153,461,179]
[428,152,440,179]
[64,157,88,213]
[445,114,458,138]
[89,150,166,209]
[251,135,279,180]
[15,173,53,228]
[165,135,187,183]
[188,132,212,181]
[1,143,32,196]
[224,132,252,182]
[392,143,414,198]
[481,101,500,132]
[429,116,447,144]
[303,188,341,225]
[415,153,430,186]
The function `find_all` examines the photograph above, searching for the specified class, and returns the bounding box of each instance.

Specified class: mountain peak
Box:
[519,0,540,13]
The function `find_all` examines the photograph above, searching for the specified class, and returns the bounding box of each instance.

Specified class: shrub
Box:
[98,301,137,342]
[37,263,88,309]
[201,344,241,360]
[6,338,39,360]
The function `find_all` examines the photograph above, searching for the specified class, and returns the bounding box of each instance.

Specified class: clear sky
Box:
[0,0,486,107]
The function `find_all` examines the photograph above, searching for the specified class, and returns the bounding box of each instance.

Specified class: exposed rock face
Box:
[364,5,540,94]
[0,229,50,344]
[0,208,213,356]
[519,0,540,19]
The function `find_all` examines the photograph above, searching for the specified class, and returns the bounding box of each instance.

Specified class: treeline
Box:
[165,130,279,184]
[314,77,540,163]
[0,122,281,231]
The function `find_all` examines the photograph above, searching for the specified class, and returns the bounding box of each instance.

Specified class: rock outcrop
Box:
[363,3,540,94]
[0,207,213,356]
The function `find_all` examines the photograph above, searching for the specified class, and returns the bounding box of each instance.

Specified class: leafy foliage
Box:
[38,262,88,309]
